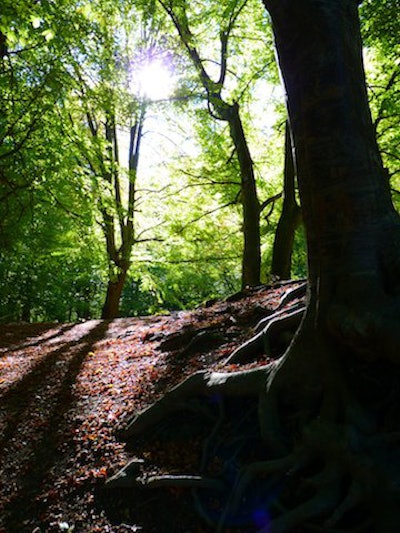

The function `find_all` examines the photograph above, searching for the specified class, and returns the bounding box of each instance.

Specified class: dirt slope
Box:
[0,282,303,533]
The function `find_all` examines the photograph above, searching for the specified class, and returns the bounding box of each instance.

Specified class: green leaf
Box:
[42,28,55,41]
[31,16,42,29]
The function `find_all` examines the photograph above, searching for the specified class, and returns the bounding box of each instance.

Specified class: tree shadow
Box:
[0,322,77,354]
[0,320,110,532]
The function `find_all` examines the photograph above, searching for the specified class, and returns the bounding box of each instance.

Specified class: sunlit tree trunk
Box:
[160,0,262,288]
[225,102,261,287]
[101,265,129,319]
[100,106,144,319]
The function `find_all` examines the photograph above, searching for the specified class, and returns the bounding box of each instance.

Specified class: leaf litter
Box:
[0,282,303,532]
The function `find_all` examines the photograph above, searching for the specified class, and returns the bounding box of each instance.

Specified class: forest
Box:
[1,0,400,531]
[0,0,399,322]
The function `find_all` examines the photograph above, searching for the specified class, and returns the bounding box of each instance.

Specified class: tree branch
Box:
[259,191,283,213]
[218,0,250,87]
[176,197,240,234]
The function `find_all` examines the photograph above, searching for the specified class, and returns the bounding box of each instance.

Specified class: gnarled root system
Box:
[105,281,400,532]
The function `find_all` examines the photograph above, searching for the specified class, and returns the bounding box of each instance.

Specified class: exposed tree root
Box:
[277,280,307,309]
[105,359,400,531]
[122,366,270,440]
[225,305,305,364]
[225,281,307,365]
[105,281,400,532]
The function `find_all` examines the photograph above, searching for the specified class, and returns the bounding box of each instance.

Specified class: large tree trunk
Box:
[265,0,400,357]
[271,121,301,280]
[260,0,400,526]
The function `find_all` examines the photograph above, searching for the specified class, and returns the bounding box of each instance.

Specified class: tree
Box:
[65,5,171,319]
[158,0,273,288]
[0,0,109,322]
[107,0,400,530]
[99,103,145,319]
[0,3,62,227]
[76,84,147,320]
[270,121,301,280]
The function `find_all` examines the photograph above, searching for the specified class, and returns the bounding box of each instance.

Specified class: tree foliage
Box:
[0,0,398,323]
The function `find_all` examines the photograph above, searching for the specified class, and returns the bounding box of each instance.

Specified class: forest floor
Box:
[0,281,304,533]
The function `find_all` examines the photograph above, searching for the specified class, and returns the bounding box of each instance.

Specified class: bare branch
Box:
[176,197,240,234]
[260,191,283,213]
[135,220,165,240]
[218,0,250,87]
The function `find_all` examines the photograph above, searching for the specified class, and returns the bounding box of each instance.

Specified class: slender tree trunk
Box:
[226,102,261,288]
[101,266,128,319]
[158,1,262,288]
[99,109,144,320]
[271,121,301,280]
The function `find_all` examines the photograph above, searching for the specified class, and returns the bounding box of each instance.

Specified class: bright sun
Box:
[137,61,175,101]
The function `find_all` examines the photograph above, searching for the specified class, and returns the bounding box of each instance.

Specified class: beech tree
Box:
[108,0,400,530]
[158,0,272,288]
[66,6,171,319]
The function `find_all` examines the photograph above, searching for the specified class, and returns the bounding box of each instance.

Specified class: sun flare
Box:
[137,60,175,101]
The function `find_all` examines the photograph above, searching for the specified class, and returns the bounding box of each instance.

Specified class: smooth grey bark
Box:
[264,0,400,355]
